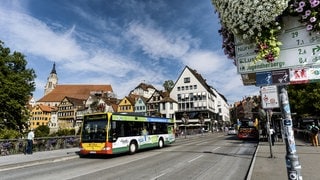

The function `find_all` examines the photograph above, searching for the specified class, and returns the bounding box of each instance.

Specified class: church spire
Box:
[44,62,58,96]
[51,62,57,74]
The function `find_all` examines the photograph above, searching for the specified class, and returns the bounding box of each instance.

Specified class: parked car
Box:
[228,127,237,135]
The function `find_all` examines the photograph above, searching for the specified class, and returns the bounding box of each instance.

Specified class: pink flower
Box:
[295,7,304,12]
[299,1,306,7]
[310,17,317,23]
[305,10,311,16]
[310,0,320,7]
[307,24,313,31]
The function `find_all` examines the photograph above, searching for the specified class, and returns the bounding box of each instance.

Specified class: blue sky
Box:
[0,0,259,104]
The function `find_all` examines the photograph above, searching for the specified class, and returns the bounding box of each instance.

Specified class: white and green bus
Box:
[79,112,175,157]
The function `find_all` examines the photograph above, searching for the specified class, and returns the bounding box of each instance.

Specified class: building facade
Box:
[29,104,55,130]
[170,66,230,131]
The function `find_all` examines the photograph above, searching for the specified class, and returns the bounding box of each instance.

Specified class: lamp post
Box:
[181,112,188,139]
[266,109,274,158]
[278,85,302,180]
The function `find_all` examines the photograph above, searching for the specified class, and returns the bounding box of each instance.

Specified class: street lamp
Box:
[181,112,188,139]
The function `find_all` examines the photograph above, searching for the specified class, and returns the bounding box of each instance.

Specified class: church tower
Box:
[44,63,58,95]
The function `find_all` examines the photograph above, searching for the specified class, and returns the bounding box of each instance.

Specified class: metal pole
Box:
[278,85,302,180]
[184,125,187,139]
[266,110,274,158]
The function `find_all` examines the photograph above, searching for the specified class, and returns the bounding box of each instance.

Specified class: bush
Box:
[0,129,21,139]
[50,128,76,136]
[35,125,50,138]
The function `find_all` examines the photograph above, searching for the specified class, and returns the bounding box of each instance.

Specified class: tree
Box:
[288,83,320,117]
[35,125,50,137]
[0,41,36,133]
[163,80,174,92]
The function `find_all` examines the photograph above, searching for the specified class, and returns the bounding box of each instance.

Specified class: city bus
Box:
[79,112,175,157]
[237,126,259,140]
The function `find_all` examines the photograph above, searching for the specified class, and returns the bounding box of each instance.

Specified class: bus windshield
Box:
[81,119,107,142]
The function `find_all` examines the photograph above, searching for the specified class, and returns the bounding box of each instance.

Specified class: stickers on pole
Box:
[260,85,280,109]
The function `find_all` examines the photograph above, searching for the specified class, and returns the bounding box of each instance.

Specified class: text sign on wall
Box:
[236,16,320,74]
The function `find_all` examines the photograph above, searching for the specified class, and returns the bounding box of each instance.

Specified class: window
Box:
[178,87,181,91]
[190,93,194,101]
[170,103,173,110]
[184,77,190,83]
[194,85,197,89]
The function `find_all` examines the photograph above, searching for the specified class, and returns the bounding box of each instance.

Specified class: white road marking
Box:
[212,147,221,152]
[188,155,204,163]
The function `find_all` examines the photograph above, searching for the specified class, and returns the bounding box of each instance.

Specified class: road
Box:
[0,133,258,180]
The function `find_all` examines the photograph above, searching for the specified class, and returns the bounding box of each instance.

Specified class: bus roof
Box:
[112,113,173,123]
[84,112,173,123]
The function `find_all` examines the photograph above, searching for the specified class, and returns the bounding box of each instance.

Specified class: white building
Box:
[170,66,230,131]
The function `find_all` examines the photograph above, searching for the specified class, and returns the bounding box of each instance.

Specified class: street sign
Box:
[236,16,320,74]
[260,85,279,109]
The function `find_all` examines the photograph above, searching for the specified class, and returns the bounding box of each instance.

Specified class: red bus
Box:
[237,126,259,140]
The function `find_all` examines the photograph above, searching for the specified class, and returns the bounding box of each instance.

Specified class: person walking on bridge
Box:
[26,129,35,154]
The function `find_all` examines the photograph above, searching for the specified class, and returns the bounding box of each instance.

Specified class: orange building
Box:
[29,104,55,130]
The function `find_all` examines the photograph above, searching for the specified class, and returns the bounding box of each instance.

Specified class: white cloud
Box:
[0,9,86,62]
[181,50,224,73]
[0,1,260,104]
[127,22,196,60]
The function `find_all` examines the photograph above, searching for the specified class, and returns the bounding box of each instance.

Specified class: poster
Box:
[260,85,279,109]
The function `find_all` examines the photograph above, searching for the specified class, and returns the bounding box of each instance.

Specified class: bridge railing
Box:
[0,136,80,156]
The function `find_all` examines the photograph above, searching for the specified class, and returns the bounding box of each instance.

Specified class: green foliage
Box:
[35,125,50,138]
[163,80,174,92]
[288,83,320,117]
[50,129,76,136]
[0,128,21,139]
[0,41,36,132]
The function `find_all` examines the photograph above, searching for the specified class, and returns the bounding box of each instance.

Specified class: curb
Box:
[246,141,260,180]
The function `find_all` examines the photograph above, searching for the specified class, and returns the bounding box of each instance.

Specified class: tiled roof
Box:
[37,84,113,102]
[133,83,155,91]
[63,96,85,106]
[37,104,55,112]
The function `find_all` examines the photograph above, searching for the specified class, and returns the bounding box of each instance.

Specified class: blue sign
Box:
[256,71,272,86]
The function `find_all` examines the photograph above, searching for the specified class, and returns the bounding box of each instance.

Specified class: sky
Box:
[0,0,260,104]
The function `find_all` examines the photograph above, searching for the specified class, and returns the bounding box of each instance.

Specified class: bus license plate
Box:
[90,151,96,154]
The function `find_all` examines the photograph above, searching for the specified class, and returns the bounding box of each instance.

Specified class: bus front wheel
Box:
[129,142,137,154]
[158,138,164,149]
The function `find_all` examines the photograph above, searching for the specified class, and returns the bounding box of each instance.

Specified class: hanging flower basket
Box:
[212,0,320,64]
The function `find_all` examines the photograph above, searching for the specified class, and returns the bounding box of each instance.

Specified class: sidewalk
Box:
[249,138,320,180]
[0,147,79,171]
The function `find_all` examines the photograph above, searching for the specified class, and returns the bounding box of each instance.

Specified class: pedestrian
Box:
[309,122,319,147]
[26,129,35,154]
[269,127,275,146]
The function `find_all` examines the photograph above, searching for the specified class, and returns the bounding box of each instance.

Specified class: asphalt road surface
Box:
[0,133,258,180]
